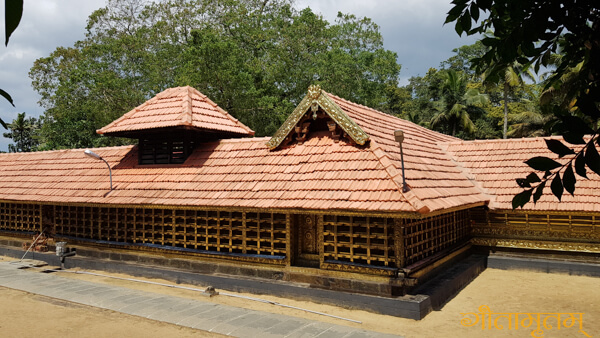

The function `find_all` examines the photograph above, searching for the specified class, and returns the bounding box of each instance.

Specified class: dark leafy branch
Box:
[2,0,24,129]
[512,133,600,209]
[445,0,600,208]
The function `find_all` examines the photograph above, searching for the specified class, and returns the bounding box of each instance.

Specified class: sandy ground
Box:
[0,255,598,338]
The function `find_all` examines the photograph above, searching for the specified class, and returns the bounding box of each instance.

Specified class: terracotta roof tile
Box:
[97,86,254,137]
[0,134,433,213]
[443,137,600,212]
[0,88,505,215]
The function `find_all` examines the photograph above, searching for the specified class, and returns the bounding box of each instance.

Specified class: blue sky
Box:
[0,0,478,151]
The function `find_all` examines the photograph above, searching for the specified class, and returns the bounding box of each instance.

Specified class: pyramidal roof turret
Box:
[97,86,254,138]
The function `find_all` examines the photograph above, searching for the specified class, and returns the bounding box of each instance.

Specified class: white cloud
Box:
[0,0,480,151]
[296,0,479,83]
[0,0,107,150]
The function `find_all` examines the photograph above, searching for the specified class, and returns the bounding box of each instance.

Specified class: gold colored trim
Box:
[320,262,397,277]
[471,227,600,241]
[266,84,370,150]
[318,215,324,265]
[493,209,600,217]
[0,199,425,219]
[471,237,600,253]
[54,235,288,266]
[423,202,488,218]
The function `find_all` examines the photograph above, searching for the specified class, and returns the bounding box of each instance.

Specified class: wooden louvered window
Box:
[138,138,196,165]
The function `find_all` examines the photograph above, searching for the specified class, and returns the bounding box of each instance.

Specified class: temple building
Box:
[0,85,598,297]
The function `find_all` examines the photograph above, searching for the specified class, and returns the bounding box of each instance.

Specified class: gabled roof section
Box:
[442,136,600,212]
[326,92,490,214]
[97,86,254,138]
[266,85,369,150]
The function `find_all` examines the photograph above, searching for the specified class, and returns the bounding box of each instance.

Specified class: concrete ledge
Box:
[0,243,432,320]
[487,254,600,277]
[411,254,487,310]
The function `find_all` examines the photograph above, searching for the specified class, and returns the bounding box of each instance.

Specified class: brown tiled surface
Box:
[0,89,497,214]
[97,86,254,136]
[326,93,489,212]
[442,137,600,212]
[0,133,418,212]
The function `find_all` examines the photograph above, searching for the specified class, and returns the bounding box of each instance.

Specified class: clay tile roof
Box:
[0,136,424,214]
[324,91,490,213]
[442,136,600,212]
[9,85,574,216]
[97,86,254,137]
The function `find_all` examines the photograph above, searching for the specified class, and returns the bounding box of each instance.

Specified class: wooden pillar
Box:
[39,204,43,233]
[285,213,292,266]
[318,214,324,268]
[242,212,247,254]
[394,218,405,269]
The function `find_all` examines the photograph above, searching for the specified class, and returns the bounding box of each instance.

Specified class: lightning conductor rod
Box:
[394,129,409,193]
[84,149,113,191]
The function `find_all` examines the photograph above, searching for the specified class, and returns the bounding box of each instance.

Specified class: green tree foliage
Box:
[2,112,41,152]
[484,62,536,139]
[439,40,488,80]
[398,68,446,127]
[30,0,401,147]
[430,69,488,137]
[392,41,543,141]
[445,0,600,208]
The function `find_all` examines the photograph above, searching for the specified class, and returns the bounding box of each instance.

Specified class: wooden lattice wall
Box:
[322,215,396,268]
[471,207,600,252]
[52,206,288,257]
[0,201,476,274]
[0,202,41,233]
[0,202,288,258]
[402,210,471,266]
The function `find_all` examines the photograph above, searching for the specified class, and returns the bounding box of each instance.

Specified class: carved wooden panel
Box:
[299,214,318,254]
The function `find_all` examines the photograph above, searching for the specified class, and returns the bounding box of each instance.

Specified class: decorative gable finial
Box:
[266,84,370,150]
[307,84,322,100]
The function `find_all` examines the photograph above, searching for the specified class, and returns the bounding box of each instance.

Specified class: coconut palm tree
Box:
[431,69,488,137]
[484,62,536,139]
[3,112,41,152]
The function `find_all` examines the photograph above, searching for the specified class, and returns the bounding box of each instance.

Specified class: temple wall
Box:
[9,201,591,277]
[470,207,600,253]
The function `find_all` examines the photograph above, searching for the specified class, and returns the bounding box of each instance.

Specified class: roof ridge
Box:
[324,91,460,143]
[180,86,194,126]
[441,135,571,146]
[323,91,378,114]
[437,143,494,208]
[368,139,430,214]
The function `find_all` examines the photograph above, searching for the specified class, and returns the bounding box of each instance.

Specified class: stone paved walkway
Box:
[0,261,400,338]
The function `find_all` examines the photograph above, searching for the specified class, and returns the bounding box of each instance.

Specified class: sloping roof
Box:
[0,136,420,213]
[326,92,490,213]
[97,86,254,137]
[0,86,495,215]
[441,137,600,212]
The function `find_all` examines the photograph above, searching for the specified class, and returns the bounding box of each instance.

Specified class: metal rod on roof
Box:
[84,149,113,191]
[394,130,410,193]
